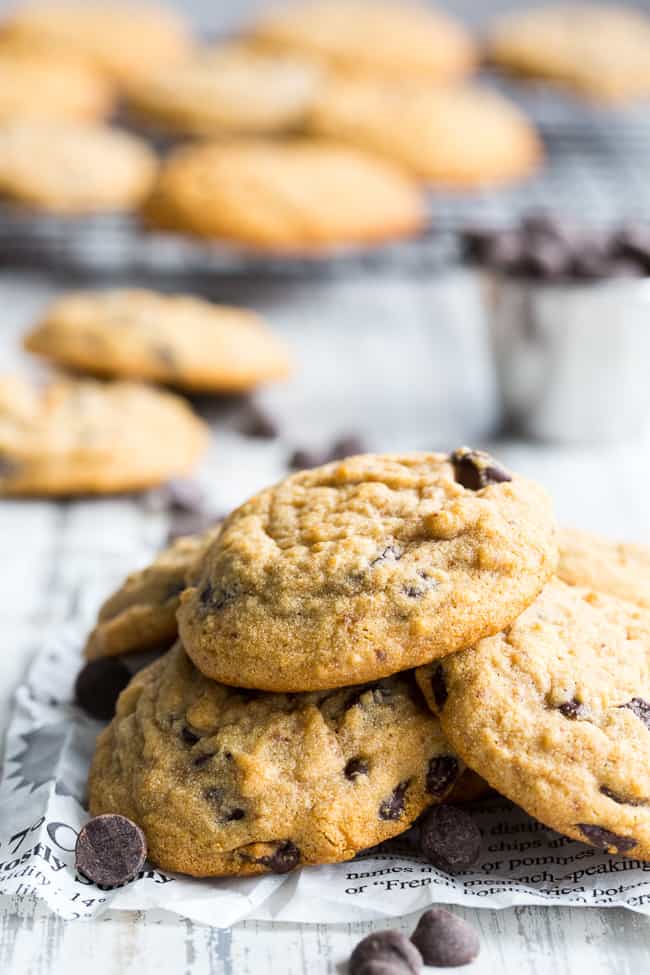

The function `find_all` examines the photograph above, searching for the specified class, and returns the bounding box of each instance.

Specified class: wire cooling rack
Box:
[1,72,650,277]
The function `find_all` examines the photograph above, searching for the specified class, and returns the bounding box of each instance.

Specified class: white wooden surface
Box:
[1,269,650,972]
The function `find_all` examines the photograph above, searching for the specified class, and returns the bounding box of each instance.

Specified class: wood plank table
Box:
[1,270,649,973]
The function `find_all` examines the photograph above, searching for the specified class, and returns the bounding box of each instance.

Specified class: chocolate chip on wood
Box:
[411,908,480,967]
[75,814,147,886]
[349,930,422,975]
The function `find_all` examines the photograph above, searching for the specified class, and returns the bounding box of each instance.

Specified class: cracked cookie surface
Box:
[417,581,650,859]
[88,641,460,876]
[25,288,292,393]
[559,527,650,609]
[178,449,557,691]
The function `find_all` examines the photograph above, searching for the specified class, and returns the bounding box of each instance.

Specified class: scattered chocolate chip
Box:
[226,808,245,821]
[482,228,525,272]
[431,665,448,711]
[558,698,588,720]
[329,434,365,460]
[577,823,637,854]
[462,224,502,263]
[165,478,206,513]
[166,512,222,545]
[379,780,410,821]
[426,756,460,797]
[411,907,480,968]
[289,433,366,470]
[600,786,648,807]
[288,447,324,470]
[525,235,572,279]
[619,697,650,730]
[349,930,422,975]
[75,658,131,722]
[345,757,370,780]
[419,805,481,873]
[199,583,238,611]
[193,752,214,768]
[75,814,147,887]
[181,726,200,745]
[239,403,279,439]
[450,447,512,491]
[259,841,301,873]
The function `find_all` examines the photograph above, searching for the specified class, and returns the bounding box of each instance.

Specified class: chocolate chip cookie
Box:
[143,139,425,250]
[417,581,650,859]
[178,449,557,691]
[309,78,542,188]
[0,47,113,122]
[25,289,292,393]
[250,0,477,83]
[559,527,650,609]
[85,529,219,661]
[88,641,462,876]
[0,375,208,496]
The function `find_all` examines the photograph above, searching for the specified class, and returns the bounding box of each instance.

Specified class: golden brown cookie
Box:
[0,119,157,213]
[250,0,477,83]
[0,47,113,122]
[559,527,650,609]
[310,78,542,188]
[127,43,322,136]
[89,641,462,877]
[417,581,650,859]
[85,529,220,660]
[177,448,557,692]
[144,139,426,250]
[0,375,208,496]
[24,289,292,393]
[487,4,650,103]
[3,2,192,85]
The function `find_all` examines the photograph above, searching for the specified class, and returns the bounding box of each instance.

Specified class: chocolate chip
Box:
[199,583,238,611]
[289,434,366,471]
[75,658,131,722]
[619,697,650,730]
[524,235,572,279]
[379,780,410,821]
[607,258,645,278]
[450,447,512,491]
[411,908,480,968]
[181,726,200,745]
[193,752,214,768]
[614,221,650,266]
[370,544,402,567]
[431,665,448,710]
[577,823,637,853]
[462,225,502,263]
[419,805,481,873]
[558,698,588,720]
[329,434,365,460]
[75,814,147,887]
[349,930,422,975]
[600,786,648,807]
[426,756,460,797]
[354,963,404,975]
[288,447,326,470]
[226,808,245,821]
[345,757,370,780]
[259,841,300,873]
[482,228,525,272]
[166,511,221,544]
[239,403,279,439]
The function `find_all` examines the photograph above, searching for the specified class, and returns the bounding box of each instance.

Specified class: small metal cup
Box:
[488,274,650,442]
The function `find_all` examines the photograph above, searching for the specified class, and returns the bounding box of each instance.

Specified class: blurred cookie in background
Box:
[0,375,208,496]
[2,1,193,86]
[128,44,322,137]
[0,46,114,122]
[0,119,157,213]
[559,528,650,610]
[487,4,650,103]
[310,78,543,188]
[143,139,426,251]
[25,288,293,393]
[250,0,477,84]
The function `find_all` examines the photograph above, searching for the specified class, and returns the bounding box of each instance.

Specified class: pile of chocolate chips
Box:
[463,213,650,281]
[349,908,480,972]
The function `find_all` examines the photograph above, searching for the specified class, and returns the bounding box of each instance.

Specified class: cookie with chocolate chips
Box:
[417,581,650,859]
[88,641,461,877]
[559,527,650,610]
[178,449,557,691]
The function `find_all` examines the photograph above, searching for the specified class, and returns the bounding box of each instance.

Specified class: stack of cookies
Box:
[77,446,649,879]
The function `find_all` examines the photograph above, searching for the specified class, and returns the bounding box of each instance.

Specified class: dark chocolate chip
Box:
[411,907,480,968]
[577,823,637,854]
[354,962,404,975]
[450,448,511,491]
[431,665,448,711]
[75,814,147,887]
[328,434,365,460]
[619,697,650,730]
[524,235,572,279]
[226,808,245,821]
[165,478,206,513]
[600,786,648,807]
[239,404,279,439]
[419,805,481,873]
[349,930,422,975]
[259,841,301,873]
[482,228,526,272]
[521,211,572,240]
[614,221,650,265]
[166,511,221,544]
[345,757,370,780]
[199,583,238,611]
[607,258,645,278]
[193,752,214,768]
[288,447,326,470]
[379,780,410,821]
[426,755,460,797]
[462,225,502,263]
[181,726,200,745]
[558,698,588,720]
[571,245,611,280]
[75,658,131,722]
